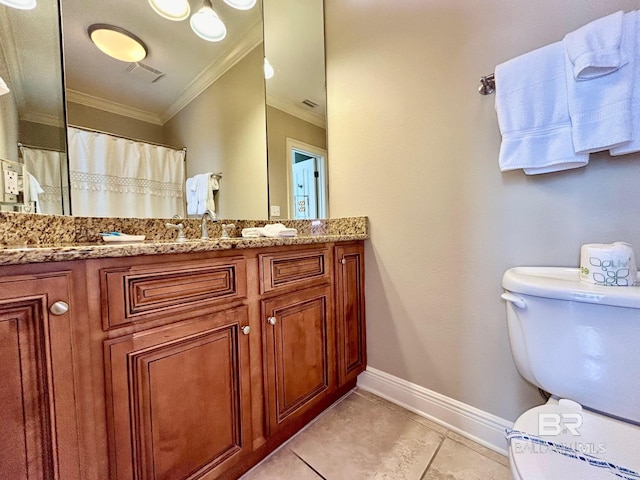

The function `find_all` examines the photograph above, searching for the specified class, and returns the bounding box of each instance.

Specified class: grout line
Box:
[291,450,328,480]
[419,434,447,480]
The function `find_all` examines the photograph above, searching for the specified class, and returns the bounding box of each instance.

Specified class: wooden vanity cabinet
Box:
[0,240,366,480]
[335,243,367,386]
[0,264,88,480]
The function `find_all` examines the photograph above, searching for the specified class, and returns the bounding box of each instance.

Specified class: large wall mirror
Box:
[0,0,327,220]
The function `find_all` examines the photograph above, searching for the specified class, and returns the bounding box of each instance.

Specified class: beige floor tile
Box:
[355,389,449,435]
[422,438,509,480]
[445,431,509,467]
[240,447,322,480]
[289,392,444,480]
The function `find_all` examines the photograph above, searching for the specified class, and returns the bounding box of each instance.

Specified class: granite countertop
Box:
[0,233,368,266]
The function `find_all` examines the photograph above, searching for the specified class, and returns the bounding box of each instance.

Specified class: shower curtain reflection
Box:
[19,145,68,215]
[67,127,186,218]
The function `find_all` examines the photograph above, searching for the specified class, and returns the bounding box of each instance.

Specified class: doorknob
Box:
[267,316,277,325]
[49,301,69,316]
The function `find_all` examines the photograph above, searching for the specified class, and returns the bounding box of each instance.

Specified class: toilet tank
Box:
[502,267,640,424]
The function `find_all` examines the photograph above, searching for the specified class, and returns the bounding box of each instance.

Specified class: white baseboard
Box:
[357,367,513,456]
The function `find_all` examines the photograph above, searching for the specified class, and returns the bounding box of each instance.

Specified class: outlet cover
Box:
[270,205,280,216]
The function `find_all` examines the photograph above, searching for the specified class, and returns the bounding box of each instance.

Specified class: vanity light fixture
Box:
[264,58,274,79]
[190,0,227,42]
[88,24,148,63]
[148,0,190,21]
[0,0,36,9]
[222,0,256,10]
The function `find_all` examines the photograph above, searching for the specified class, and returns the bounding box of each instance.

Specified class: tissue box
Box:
[580,242,637,286]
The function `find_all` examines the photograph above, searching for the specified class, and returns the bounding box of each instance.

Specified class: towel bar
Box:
[478,73,495,95]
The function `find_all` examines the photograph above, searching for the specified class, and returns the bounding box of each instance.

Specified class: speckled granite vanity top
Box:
[0,213,368,265]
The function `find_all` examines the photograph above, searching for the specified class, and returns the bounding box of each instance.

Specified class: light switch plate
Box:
[270,205,280,217]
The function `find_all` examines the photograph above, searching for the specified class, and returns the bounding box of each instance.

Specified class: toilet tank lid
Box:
[502,267,640,309]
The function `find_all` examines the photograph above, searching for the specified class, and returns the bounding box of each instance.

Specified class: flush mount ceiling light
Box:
[0,0,37,9]
[190,0,227,42]
[222,0,256,10]
[88,24,148,63]
[148,0,190,21]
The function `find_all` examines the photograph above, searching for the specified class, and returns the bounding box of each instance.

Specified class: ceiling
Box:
[0,0,326,130]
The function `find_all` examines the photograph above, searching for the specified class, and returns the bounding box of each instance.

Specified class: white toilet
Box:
[502,267,640,480]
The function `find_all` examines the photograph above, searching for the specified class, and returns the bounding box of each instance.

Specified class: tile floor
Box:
[241,389,509,480]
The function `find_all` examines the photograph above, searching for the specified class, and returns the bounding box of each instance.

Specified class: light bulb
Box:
[190,2,227,42]
[148,0,190,21]
[264,58,274,79]
[222,0,256,10]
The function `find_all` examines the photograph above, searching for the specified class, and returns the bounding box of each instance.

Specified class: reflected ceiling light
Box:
[0,76,9,96]
[148,0,190,21]
[190,0,227,42]
[222,0,256,10]
[264,58,274,80]
[88,24,148,63]
[0,0,36,9]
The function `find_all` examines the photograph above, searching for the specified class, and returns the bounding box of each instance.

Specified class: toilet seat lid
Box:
[509,400,640,480]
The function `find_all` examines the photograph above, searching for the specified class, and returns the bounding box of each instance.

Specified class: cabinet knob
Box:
[267,316,277,325]
[341,258,347,265]
[49,301,69,316]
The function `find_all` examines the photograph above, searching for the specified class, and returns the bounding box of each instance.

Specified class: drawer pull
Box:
[50,301,69,316]
[267,316,277,326]
[241,325,251,335]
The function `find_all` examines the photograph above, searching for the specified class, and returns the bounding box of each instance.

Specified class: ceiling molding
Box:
[160,20,263,124]
[266,93,326,129]
[66,89,164,125]
[20,111,65,128]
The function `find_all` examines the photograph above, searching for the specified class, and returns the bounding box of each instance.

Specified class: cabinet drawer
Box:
[101,257,246,330]
[259,248,330,294]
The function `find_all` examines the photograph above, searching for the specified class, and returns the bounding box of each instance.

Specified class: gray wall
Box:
[325,0,640,422]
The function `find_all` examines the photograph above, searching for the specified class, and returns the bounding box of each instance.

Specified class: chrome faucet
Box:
[200,209,217,240]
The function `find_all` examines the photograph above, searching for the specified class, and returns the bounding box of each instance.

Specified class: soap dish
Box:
[100,233,146,243]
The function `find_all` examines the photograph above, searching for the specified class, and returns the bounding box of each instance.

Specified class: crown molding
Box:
[20,111,65,128]
[160,20,263,123]
[66,89,163,125]
[267,93,326,129]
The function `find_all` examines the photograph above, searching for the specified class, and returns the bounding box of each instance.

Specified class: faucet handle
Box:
[221,224,236,238]
[165,222,186,242]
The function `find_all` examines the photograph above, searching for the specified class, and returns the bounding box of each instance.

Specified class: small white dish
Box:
[102,234,146,243]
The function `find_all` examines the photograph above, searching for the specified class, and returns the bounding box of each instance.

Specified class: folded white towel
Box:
[611,12,640,156]
[565,11,635,154]
[495,42,589,174]
[241,224,298,238]
[564,10,626,80]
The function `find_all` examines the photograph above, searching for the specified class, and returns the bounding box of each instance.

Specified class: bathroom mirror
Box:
[264,0,328,220]
[0,0,328,220]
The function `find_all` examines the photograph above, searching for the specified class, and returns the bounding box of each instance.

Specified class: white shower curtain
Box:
[67,127,185,218]
[20,146,65,215]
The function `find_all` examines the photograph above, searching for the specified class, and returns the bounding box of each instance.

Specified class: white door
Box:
[292,157,317,219]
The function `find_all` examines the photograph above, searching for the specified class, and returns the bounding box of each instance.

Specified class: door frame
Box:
[285,138,328,219]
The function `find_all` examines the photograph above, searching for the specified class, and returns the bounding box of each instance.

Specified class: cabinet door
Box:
[0,272,81,480]
[263,286,334,435]
[104,306,252,480]
[335,244,367,386]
